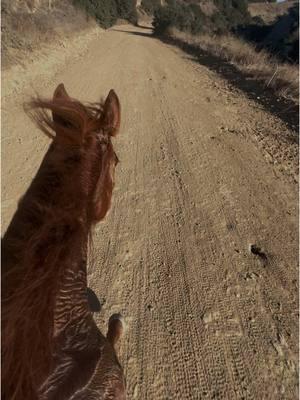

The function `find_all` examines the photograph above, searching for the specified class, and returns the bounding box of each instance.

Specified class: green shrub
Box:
[211,12,228,33]
[153,5,179,35]
[153,2,206,35]
[141,0,161,14]
[116,0,138,24]
[153,0,250,36]
[73,0,137,28]
[213,0,251,31]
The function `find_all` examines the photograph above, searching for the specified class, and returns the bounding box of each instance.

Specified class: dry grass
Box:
[248,0,296,24]
[2,0,97,69]
[168,28,299,103]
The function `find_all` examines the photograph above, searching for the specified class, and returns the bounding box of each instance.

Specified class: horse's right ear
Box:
[53,83,70,100]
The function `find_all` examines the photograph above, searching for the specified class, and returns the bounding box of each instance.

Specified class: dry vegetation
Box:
[248,0,297,24]
[168,28,299,103]
[1,0,97,69]
[199,0,217,17]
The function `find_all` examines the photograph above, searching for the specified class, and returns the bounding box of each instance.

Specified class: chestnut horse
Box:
[2,84,126,400]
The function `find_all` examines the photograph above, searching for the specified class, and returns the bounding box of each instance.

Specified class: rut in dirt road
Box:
[2,24,298,400]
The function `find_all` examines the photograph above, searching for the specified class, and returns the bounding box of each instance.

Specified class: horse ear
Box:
[101,90,121,136]
[53,83,70,101]
[52,84,72,129]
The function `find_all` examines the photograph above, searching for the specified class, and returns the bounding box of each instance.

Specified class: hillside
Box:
[141,0,296,23]
[1,0,139,70]
[1,0,97,69]
[143,0,298,64]
[238,1,299,63]
[262,3,299,62]
[248,0,297,24]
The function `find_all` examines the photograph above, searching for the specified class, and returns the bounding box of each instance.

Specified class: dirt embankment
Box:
[2,24,298,400]
[1,0,104,99]
[1,0,98,70]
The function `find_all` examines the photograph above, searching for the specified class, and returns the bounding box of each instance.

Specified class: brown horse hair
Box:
[2,88,120,400]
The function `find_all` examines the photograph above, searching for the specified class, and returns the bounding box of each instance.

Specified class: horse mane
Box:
[2,96,114,400]
[26,96,106,143]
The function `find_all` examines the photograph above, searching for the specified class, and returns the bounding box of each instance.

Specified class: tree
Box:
[153,2,206,35]
[141,0,161,14]
[73,0,137,28]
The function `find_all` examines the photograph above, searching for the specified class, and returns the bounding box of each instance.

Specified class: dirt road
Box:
[2,24,298,399]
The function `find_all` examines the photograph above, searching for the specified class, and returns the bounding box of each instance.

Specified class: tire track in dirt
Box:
[152,84,256,400]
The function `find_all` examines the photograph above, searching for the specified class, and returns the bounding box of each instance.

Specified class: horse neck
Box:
[2,142,93,399]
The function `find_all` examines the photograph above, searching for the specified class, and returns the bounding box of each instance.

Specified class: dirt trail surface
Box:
[2,24,298,399]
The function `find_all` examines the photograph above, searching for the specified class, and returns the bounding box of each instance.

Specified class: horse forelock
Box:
[26,97,106,145]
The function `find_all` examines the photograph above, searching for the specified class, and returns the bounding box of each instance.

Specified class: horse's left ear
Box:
[53,83,70,100]
[52,84,79,140]
[101,90,121,137]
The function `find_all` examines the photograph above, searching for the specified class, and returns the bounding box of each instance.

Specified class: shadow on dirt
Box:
[135,23,153,30]
[111,28,152,38]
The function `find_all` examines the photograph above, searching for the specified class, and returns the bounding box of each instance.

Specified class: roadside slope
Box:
[2,24,298,399]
